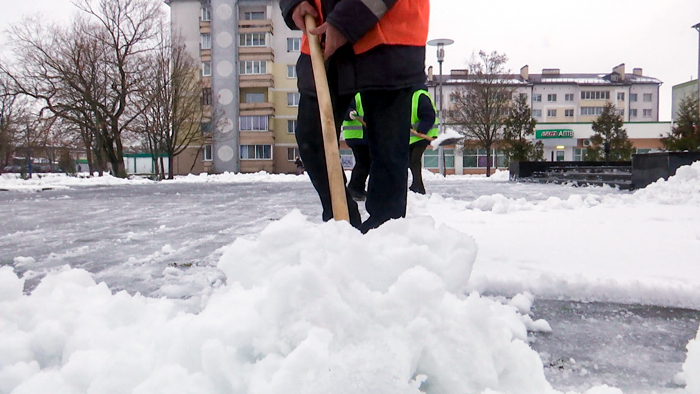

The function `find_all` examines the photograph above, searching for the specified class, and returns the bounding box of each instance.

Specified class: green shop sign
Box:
[536,129,574,139]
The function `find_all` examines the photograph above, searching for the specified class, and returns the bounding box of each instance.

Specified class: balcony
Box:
[238,19,273,34]
[240,102,275,116]
[240,131,275,145]
[239,46,274,61]
[240,74,274,88]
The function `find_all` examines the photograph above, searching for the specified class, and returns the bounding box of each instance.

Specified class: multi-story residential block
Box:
[671,79,699,121]
[432,63,669,174]
[167,0,302,175]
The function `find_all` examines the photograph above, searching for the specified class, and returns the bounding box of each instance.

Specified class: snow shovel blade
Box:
[433,137,462,147]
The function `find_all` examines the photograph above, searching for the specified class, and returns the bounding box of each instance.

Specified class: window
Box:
[287,38,301,52]
[581,107,605,116]
[630,109,638,117]
[240,60,266,75]
[240,33,266,47]
[239,115,268,131]
[200,33,211,50]
[287,92,300,107]
[519,93,528,100]
[287,65,297,79]
[574,148,587,161]
[617,92,625,101]
[462,149,505,168]
[565,109,574,117]
[636,148,652,154]
[201,6,211,21]
[580,91,610,100]
[533,94,542,102]
[532,109,542,118]
[547,94,557,102]
[201,88,212,105]
[242,11,265,20]
[201,122,212,134]
[617,109,625,117]
[287,147,301,161]
[201,61,211,77]
[245,92,265,103]
[643,109,652,118]
[630,93,638,102]
[556,151,565,162]
[287,119,297,134]
[643,93,653,102]
[547,109,557,117]
[204,144,213,161]
[240,145,272,160]
[565,94,574,102]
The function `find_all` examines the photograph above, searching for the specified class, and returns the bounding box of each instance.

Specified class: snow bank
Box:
[683,327,700,393]
[0,211,621,393]
[628,161,700,205]
[0,171,307,191]
[169,171,309,184]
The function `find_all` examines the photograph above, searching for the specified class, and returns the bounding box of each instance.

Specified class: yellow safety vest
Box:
[341,93,364,141]
[409,90,439,145]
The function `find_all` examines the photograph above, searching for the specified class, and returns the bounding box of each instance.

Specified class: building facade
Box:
[432,64,669,174]
[167,0,302,174]
[671,79,699,121]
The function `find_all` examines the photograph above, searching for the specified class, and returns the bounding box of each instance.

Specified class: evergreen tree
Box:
[661,95,700,152]
[501,95,542,162]
[584,102,634,161]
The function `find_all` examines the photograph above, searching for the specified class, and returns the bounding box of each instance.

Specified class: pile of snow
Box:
[681,327,700,393]
[627,161,700,205]
[0,211,621,394]
[169,171,309,184]
[0,171,309,192]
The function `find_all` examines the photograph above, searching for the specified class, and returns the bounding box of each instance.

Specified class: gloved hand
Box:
[349,110,360,120]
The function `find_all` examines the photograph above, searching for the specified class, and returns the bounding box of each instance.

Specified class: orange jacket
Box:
[301,0,429,55]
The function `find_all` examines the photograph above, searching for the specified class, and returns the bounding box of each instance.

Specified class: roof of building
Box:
[433,71,662,87]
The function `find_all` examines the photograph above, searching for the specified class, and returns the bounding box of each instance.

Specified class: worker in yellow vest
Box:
[408,87,438,194]
[341,93,370,201]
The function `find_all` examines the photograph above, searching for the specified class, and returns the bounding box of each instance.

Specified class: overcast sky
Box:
[1,0,699,121]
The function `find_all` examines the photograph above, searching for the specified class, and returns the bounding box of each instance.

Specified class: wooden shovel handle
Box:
[304,14,350,222]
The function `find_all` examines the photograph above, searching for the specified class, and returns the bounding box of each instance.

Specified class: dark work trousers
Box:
[409,139,430,194]
[360,88,413,233]
[347,142,371,193]
[296,93,362,229]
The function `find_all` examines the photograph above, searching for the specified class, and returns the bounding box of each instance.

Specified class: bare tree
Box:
[501,94,543,163]
[135,31,204,179]
[1,0,164,178]
[449,51,515,176]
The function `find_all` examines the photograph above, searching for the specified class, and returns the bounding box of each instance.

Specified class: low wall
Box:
[631,152,700,189]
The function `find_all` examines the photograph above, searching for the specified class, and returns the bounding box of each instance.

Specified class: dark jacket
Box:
[279,0,426,96]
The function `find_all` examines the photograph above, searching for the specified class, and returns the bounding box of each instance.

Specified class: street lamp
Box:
[427,38,454,176]
[694,22,700,122]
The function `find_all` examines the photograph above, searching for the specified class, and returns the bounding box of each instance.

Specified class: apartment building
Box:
[432,63,668,174]
[167,0,302,174]
[671,79,698,121]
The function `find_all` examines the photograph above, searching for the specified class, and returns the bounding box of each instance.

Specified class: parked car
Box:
[2,165,23,173]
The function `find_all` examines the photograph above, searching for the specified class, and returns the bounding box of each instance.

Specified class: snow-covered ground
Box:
[1,164,700,394]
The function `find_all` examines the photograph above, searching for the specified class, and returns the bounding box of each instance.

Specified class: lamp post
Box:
[427,38,454,176]
[694,23,700,122]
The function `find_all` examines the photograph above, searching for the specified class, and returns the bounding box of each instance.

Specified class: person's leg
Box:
[360,88,412,233]
[348,143,371,197]
[409,140,429,194]
[296,93,362,228]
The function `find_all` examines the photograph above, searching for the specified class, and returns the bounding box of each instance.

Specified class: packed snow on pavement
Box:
[1,163,700,394]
